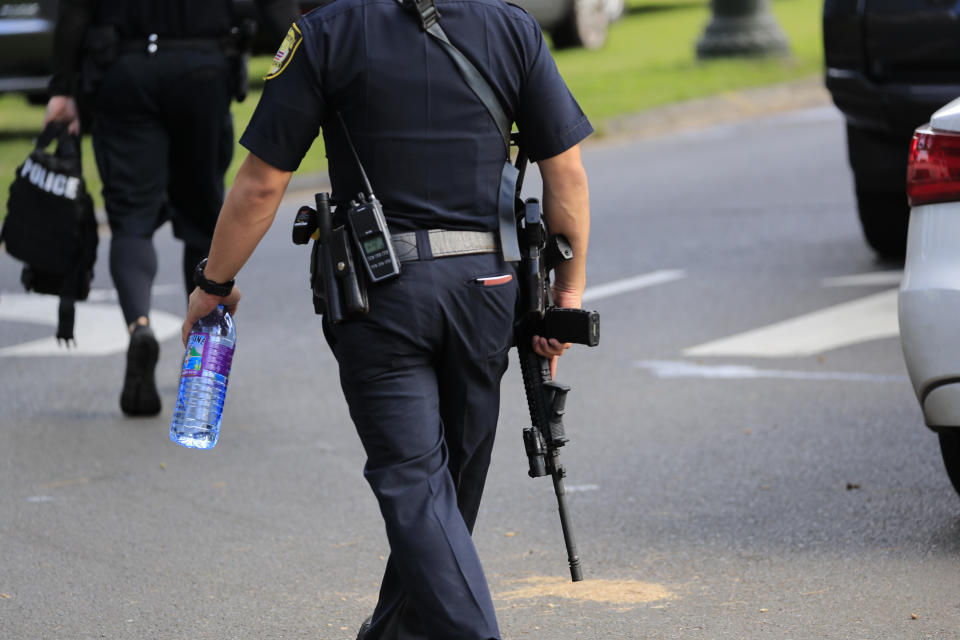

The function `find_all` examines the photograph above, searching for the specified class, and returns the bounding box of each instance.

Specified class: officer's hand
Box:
[182,286,242,347]
[532,284,583,378]
[43,96,81,135]
[532,336,569,379]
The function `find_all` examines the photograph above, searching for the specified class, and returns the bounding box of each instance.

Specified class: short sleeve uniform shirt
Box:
[240,0,593,233]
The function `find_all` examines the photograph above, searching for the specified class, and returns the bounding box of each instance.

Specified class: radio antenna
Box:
[337,111,375,197]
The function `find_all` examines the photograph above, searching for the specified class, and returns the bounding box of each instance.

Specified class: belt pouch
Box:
[309,237,328,316]
[330,226,370,317]
[80,25,118,93]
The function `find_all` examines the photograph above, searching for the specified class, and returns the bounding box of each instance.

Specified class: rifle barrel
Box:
[552,462,583,582]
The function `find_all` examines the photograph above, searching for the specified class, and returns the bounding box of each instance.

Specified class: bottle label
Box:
[182,332,234,380]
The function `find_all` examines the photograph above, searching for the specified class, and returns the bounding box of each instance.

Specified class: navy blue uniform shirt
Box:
[241,0,593,232]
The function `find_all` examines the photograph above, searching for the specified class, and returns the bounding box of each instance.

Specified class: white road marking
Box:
[634,360,908,383]
[821,271,903,288]
[683,289,899,358]
[565,484,601,493]
[582,270,686,303]
[0,293,181,357]
[85,283,183,303]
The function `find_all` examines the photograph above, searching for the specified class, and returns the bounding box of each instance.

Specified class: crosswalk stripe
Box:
[821,271,903,288]
[635,359,908,383]
[683,289,900,358]
[0,293,181,357]
[582,269,686,302]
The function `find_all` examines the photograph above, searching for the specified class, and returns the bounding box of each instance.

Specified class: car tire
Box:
[854,188,909,260]
[845,123,911,259]
[939,431,960,498]
[551,0,610,50]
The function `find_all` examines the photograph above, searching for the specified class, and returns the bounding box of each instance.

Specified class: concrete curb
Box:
[603,75,831,141]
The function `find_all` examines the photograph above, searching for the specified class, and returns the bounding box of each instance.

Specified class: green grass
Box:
[0,0,823,220]
[564,0,823,127]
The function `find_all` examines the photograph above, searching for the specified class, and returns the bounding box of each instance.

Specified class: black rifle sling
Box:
[406,0,522,262]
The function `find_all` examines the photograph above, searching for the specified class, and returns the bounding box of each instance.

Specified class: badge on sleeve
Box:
[266,23,303,80]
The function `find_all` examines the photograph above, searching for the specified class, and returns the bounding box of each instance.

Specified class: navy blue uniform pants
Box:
[92,49,232,323]
[324,253,517,640]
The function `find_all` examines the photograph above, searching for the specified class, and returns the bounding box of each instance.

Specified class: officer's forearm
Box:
[539,146,590,299]
[203,153,292,283]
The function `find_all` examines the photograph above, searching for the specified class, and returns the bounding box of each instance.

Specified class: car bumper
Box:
[826,68,960,136]
[0,17,54,86]
[899,202,960,429]
[0,75,49,93]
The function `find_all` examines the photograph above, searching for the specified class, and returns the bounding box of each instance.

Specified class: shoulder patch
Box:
[266,23,304,80]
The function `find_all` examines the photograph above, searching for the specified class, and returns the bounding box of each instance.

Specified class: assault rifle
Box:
[513,150,600,583]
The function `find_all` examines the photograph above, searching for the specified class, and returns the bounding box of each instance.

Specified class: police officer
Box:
[43,0,297,416]
[182,0,592,637]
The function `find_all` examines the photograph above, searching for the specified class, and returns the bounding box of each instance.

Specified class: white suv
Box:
[513,0,621,50]
[899,97,960,497]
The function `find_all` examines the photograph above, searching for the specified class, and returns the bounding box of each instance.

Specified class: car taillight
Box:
[907,126,960,206]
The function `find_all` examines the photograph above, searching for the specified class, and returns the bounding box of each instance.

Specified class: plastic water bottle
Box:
[170,305,236,449]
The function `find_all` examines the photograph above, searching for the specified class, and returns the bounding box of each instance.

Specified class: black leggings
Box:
[110,236,206,325]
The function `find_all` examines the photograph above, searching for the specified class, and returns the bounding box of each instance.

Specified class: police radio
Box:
[338,112,401,284]
[346,193,400,283]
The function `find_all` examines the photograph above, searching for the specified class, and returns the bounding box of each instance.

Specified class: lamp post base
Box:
[696,0,790,59]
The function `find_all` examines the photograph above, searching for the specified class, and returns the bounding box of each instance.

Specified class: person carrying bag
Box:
[1,121,98,344]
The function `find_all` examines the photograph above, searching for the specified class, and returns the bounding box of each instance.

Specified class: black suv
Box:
[823,0,960,258]
[0,0,56,101]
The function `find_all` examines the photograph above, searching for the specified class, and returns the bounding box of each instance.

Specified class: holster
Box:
[310,225,369,322]
[78,25,119,128]
[309,234,327,315]
[223,19,257,102]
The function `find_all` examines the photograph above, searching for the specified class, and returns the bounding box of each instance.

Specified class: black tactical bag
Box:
[1,122,98,343]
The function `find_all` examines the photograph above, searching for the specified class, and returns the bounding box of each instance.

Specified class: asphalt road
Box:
[3,103,960,640]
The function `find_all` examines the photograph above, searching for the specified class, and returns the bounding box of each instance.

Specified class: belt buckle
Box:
[147,33,158,55]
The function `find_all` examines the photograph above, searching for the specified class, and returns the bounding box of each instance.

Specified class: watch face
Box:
[194,259,209,286]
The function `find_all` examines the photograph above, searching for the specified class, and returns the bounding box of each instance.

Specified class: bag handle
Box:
[35,121,82,164]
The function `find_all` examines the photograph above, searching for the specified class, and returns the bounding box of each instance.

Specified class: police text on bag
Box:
[20,157,81,200]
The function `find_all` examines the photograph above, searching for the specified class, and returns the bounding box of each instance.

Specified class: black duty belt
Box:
[391,229,498,262]
[119,34,223,55]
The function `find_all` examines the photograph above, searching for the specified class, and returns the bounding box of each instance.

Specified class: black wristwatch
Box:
[193,258,235,297]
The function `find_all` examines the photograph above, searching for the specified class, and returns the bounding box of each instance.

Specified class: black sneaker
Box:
[356,616,372,640]
[120,324,161,416]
